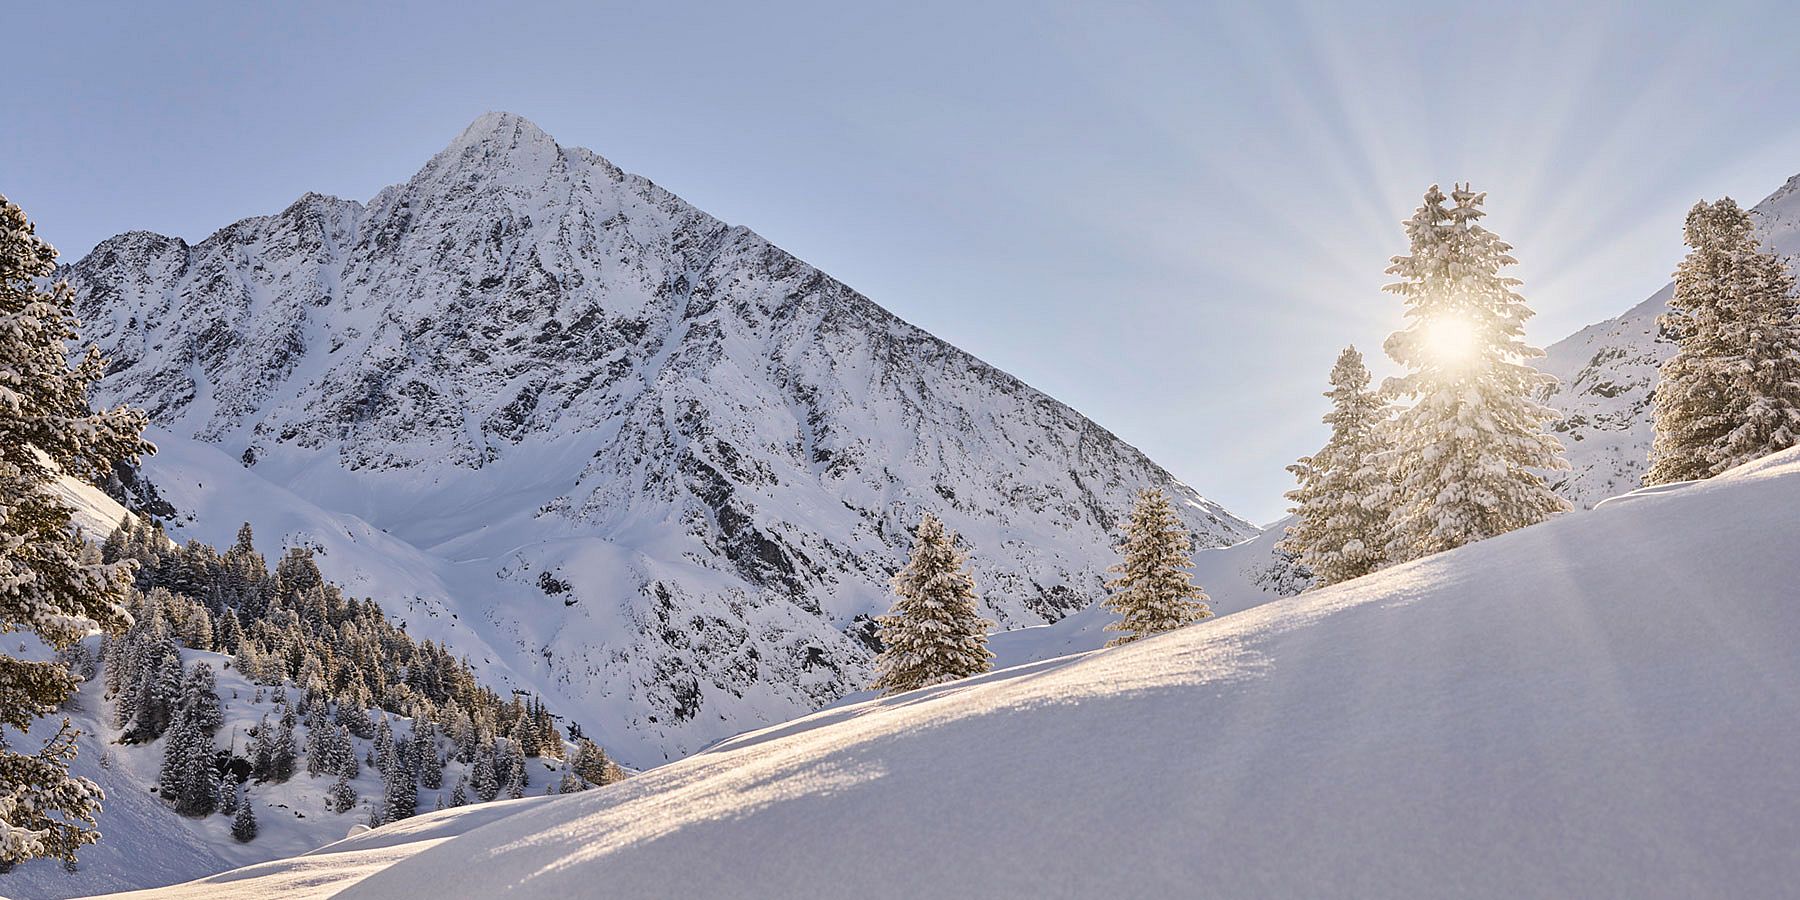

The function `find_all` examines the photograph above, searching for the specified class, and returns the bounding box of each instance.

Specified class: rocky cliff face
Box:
[65,112,1257,764]
[1540,173,1800,508]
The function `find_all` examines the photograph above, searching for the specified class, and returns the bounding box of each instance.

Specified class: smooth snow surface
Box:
[103,447,1800,898]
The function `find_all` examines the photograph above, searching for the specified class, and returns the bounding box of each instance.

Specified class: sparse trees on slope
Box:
[870,512,993,696]
[1648,197,1800,484]
[1381,184,1569,562]
[0,193,152,867]
[1281,347,1394,587]
[1102,489,1211,646]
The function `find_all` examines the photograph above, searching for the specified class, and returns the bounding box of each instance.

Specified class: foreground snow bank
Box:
[100,448,1800,898]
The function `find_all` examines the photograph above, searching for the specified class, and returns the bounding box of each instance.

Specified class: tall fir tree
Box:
[0,194,153,866]
[869,512,993,696]
[1381,184,1569,561]
[1648,197,1800,483]
[1280,347,1394,587]
[1102,489,1212,646]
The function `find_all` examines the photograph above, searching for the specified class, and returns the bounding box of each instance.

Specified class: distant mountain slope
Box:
[62,112,1256,765]
[103,446,1800,899]
[1540,173,1800,507]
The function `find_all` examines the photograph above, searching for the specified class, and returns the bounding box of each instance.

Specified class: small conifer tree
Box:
[231,790,257,842]
[869,513,993,696]
[1102,489,1212,646]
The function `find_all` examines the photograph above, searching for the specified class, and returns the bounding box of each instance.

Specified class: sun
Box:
[1421,315,1480,367]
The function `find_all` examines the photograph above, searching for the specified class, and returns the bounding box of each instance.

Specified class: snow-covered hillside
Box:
[60,112,1256,766]
[101,445,1800,898]
[0,643,576,900]
[1541,173,1800,507]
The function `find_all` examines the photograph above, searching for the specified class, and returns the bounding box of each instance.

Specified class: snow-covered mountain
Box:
[1540,173,1800,507]
[61,112,1256,766]
[105,446,1800,899]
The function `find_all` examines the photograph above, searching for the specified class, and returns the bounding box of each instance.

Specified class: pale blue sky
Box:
[10,0,1800,522]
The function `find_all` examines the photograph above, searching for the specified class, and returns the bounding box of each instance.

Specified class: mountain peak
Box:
[421,111,564,182]
[456,110,554,146]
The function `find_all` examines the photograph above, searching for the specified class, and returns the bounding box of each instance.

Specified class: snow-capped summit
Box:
[61,113,1258,766]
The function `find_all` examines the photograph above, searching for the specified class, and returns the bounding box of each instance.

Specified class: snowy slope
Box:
[101,447,1800,899]
[47,473,137,543]
[1541,173,1800,507]
[59,112,1256,766]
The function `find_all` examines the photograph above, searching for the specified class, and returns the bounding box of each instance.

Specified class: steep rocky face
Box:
[1540,173,1800,508]
[64,112,1257,764]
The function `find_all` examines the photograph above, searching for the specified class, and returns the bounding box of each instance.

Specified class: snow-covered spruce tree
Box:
[0,193,153,867]
[571,737,622,787]
[374,715,394,772]
[503,743,527,800]
[170,719,218,818]
[178,662,222,736]
[379,748,417,825]
[248,715,273,781]
[414,724,443,790]
[231,789,256,842]
[471,747,499,803]
[1102,489,1212,646]
[1280,347,1394,587]
[1381,184,1569,562]
[449,776,469,807]
[326,774,358,815]
[214,776,237,816]
[266,710,297,783]
[1648,197,1800,484]
[869,512,993,696]
[156,718,193,803]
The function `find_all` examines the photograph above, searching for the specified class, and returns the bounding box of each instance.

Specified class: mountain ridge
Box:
[62,111,1258,765]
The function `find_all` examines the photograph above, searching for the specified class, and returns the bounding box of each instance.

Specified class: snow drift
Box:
[99,446,1800,898]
